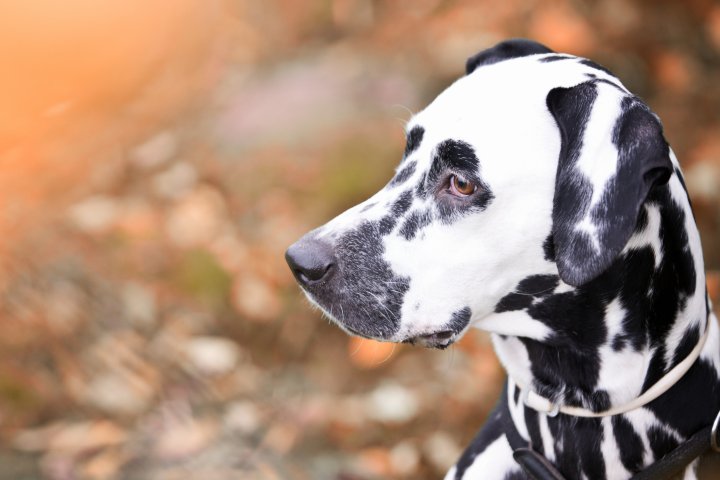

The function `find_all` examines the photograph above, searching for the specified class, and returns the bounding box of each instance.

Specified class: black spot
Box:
[672,324,700,366]
[447,307,471,333]
[389,161,417,187]
[543,416,606,479]
[540,54,574,63]
[579,58,615,76]
[612,415,645,473]
[404,126,424,158]
[516,273,612,405]
[516,275,559,297]
[378,190,414,235]
[378,216,395,236]
[647,425,679,461]
[399,209,433,240]
[415,173,427,198]
[647,358,720,438]
[543,234,556,261]
[611,335,626,351]
[496,275,559,313]
[495,293,533,313]
[429,139,480,179]
[466,39,553,74]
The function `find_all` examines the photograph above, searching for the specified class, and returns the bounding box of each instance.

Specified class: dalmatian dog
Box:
[285,39,720,479]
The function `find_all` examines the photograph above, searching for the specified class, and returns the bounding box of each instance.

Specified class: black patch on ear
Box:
[466,39,553,74]
[404,126,424,157]
[548,82,673,286]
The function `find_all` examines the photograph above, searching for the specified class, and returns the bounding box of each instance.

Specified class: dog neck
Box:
[485,182,717,412]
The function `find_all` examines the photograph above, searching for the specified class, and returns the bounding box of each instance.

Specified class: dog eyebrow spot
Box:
[428,139,479,184]
[404,126,425,158]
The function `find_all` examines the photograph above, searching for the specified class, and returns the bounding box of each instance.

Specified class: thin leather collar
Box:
[512,318,710,418]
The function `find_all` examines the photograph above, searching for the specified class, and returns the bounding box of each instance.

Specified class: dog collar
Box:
[513,318,711,418]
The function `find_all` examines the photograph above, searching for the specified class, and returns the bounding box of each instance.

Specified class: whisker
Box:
[377,342,397,365]
[349,338,365,357]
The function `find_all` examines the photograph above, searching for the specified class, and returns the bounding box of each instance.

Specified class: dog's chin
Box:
[342,325,458,349]
[402,330,458,349]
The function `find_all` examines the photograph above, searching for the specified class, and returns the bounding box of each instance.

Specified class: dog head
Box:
[286,39,672,348]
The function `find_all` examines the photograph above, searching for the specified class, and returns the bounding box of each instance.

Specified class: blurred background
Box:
[0,0,718,479]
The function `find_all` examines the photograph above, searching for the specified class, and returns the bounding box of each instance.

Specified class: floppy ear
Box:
[466,39,553,74]
[547,81,672,286]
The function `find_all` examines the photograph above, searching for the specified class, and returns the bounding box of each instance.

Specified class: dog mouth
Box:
[402,330,457,349]
[343,323,458,350]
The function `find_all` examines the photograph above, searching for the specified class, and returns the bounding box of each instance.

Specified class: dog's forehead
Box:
[399,54,628,186]
[407,54,621,147]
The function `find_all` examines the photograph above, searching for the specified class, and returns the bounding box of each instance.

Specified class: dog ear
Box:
[547,81,672,286]
[466,39,553,74]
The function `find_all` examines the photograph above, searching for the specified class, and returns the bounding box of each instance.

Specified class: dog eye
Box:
[449,174,477,196]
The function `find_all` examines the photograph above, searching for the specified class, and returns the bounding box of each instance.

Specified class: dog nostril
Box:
[285,238,336,285]
[294,262,333,283]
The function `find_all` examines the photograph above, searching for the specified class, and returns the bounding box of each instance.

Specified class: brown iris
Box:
[449,174,477,197]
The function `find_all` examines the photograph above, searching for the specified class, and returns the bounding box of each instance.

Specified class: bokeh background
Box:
[0,1,719,479]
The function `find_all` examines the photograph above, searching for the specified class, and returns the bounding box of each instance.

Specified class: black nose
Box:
[285,237,336,285]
